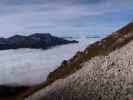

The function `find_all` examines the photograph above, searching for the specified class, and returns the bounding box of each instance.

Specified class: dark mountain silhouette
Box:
[0,33,78,50]
[0,85,29,100]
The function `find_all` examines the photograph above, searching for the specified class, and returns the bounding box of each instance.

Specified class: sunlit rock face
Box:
[27,40,133,100]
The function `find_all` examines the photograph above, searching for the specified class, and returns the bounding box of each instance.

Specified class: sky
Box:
[0,0,133,37]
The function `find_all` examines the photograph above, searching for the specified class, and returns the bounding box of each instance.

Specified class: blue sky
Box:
[0,0,133,37]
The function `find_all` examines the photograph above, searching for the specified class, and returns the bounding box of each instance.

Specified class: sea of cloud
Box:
[0,37,99,86]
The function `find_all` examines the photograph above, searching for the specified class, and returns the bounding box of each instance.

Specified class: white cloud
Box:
[0,38,99,86]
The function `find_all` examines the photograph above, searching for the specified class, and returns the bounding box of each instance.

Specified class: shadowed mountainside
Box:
[17,22,133,100]
[0,33,78,50]
[0,85,29,100]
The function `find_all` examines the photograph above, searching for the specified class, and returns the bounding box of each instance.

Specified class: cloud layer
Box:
[0,38,98,85]
[0,0,132,37]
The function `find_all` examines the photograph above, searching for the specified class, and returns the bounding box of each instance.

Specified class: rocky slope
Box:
[23,22,133,100]
[0,33,78,50]
[27,40,133,100]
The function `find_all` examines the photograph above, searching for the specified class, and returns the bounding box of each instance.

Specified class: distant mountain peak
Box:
[0,33,78,50]
[8,35,26,39]
[29,33,51,37]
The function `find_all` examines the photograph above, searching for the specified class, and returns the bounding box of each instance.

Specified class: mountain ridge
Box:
[0,33,78,50]
[47,22,133,83]
[18,22,133,100]
[28,39,133,100]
